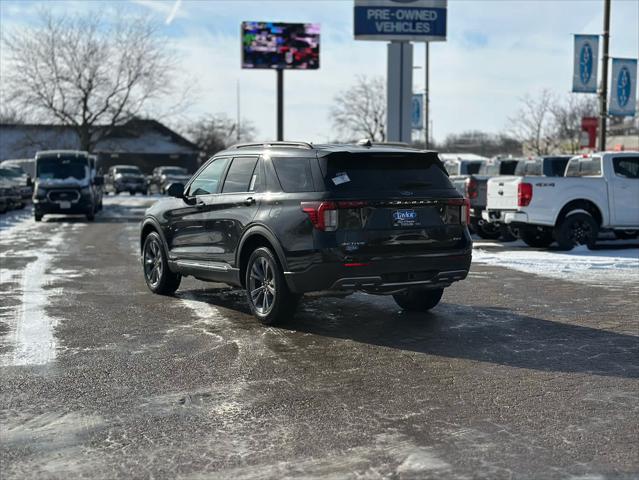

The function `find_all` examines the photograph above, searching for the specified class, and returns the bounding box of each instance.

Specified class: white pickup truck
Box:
[483,151,639,249]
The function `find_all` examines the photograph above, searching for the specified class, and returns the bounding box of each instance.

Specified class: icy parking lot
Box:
[1,197,638,479]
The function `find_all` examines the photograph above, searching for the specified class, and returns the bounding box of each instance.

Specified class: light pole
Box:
[598,0,611,150]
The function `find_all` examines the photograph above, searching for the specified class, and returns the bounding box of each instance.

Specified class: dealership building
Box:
[0,119,201,173]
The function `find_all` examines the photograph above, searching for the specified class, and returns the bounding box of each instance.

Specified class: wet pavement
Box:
[1,196,638,479]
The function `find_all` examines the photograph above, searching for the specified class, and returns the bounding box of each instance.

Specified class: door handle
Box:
[244,197,255,206]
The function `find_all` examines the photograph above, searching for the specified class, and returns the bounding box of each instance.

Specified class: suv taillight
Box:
[465,177,478,199]
[301,200,369,231]
[301,202,338,231]
[445,198,470,225]
[518,182,533,207]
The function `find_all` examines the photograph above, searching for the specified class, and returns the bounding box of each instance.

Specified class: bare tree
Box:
[331,75,386,142]
[185,114,257,159]
[551,93,598,153]
[508,89,559,155]
[2,9,181,151]
[0,105,25,124]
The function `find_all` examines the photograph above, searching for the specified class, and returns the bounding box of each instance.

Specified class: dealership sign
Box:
[572,34,599,93]
[609,58,637,116]
[354,0,447,42]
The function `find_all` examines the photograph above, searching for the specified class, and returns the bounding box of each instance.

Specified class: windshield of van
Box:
[37,157,88,180]
[114,167,141,175]
[161,167,187,175]
[322,153,453,193]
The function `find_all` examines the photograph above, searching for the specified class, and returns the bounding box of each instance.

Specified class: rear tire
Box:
[245,247,300,325]
[86,212,95,221]
[393,287,444,312]
[475,221,502,240]
[500,225,518,242]
[554,212,598,250]
[520,226,554,248]
[142,232,181,295]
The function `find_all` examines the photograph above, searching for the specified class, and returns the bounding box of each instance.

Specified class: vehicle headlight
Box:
[81,186,92,195]
[36,187,47,198]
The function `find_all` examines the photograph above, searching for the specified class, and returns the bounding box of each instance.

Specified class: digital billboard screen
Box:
[242,22,320,70]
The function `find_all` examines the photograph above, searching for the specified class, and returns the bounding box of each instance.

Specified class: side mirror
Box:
[167,182,184,198]
[93,175,104,186]
[26,176,33,187]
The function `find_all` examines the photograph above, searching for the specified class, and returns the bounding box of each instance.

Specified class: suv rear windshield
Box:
[321,153,452,193]
[37,157,88,180]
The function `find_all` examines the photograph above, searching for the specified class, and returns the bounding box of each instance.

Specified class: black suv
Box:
[140,142,472,324]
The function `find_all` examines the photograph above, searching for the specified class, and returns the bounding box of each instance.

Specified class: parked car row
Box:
[102,165,191,195]
[0,162,34,214]
[482,151,639,249]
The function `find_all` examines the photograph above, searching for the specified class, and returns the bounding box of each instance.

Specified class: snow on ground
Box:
[473,242,639,288]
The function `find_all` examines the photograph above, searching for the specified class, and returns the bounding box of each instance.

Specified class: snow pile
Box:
[473,244,639,287]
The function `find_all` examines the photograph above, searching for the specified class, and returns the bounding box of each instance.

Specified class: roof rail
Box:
[231,141,313,150]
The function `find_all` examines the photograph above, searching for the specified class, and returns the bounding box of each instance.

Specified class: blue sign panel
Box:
[411,94,423,129]
[572,34,599,93]
[354,0,447,42]
[609,58,637,117]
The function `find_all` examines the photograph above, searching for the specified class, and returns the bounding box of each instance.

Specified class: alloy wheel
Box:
[144,238,163,287]
[248,256,276,315]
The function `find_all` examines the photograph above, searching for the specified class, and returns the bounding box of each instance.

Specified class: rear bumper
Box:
[284,251,472,294]
[482,209,528,224]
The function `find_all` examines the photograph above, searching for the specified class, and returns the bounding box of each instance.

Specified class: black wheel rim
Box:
[144,238,163,287]
[568,219,593,244]
[248,256,276,315]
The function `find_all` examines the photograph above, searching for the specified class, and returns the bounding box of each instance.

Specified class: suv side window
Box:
[187,157,230,196]
[272,157,314,192]
[222,157,259,193]
[613,157,639,179]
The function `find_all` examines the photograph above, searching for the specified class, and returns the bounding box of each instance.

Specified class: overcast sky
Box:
[1,0,637,143]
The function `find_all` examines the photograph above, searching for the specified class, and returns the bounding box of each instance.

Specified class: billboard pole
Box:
[598,0,611,151]
[424,42,429,149]
[277,69,284,141]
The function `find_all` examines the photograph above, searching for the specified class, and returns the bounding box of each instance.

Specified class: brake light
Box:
[301,201,338,231]
[465,177,478,199]
[518,183,533,207]
[446,198,470,225]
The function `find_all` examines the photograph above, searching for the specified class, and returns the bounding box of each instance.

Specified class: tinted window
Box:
[462,162,483,175]
[222,157,258,193]
[500,160,519,175]
[37,157,88,180]
[114,167,141,175]
[613,157,639,178]
[161,167,187,175]
[188,158,229,196]
[542,157,570,177]
[323,153,452,192]
[272,157,314,192]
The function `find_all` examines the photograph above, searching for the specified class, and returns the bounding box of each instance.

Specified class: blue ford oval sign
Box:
[617,66,631,108]
[579,43,593,85]
[572,35,598,93]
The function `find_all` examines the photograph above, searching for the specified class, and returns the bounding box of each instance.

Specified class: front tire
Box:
[245,247,299,325]
[520,226,554,248]
[34,213,43,222]
[143,232,181,294]
[555,212,598,250]
[393,287,444,312]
